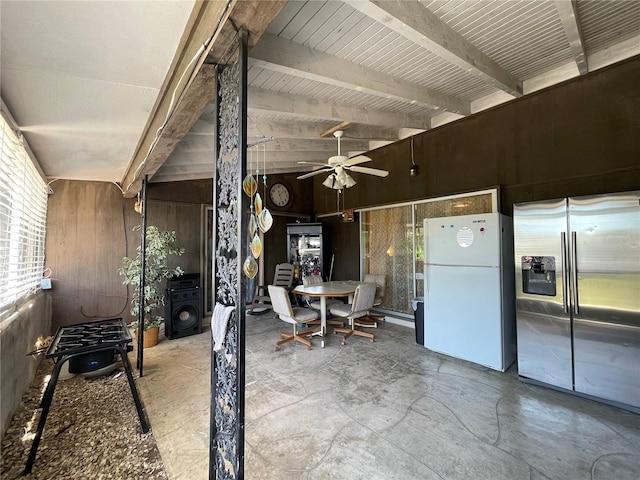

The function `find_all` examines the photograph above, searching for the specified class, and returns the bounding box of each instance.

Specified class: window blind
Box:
[0,114,48,314]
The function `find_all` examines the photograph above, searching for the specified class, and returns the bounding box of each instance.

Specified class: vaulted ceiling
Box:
[2,1,640,195]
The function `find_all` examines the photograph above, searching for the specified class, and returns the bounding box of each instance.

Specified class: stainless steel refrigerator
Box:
[513,191,640,412]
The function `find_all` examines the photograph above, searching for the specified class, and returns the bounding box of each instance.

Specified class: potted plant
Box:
[119,225,185,347]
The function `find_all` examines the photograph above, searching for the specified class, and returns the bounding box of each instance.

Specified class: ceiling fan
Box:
[296,130,389,189]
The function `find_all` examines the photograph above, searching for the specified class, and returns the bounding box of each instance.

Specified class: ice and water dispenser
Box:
[520,256,556,296]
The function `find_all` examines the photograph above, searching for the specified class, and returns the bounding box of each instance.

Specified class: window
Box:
[0,111,48,316]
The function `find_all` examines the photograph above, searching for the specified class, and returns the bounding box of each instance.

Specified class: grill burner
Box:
[25,318,148,475]
[47,318,132,359]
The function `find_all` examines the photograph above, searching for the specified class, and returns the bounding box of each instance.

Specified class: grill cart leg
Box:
[117,345,149,433]
[24,356,67,475]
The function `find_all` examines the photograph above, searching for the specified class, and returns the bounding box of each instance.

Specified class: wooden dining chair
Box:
[268,285,319,351]
[330,282,377,345]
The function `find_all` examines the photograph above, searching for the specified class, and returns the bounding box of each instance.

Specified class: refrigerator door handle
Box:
[561,232,569,314]
[571,231,579,315]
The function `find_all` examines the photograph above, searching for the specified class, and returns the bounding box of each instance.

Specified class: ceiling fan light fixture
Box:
[323,173,344,189]
[343,173,356,188]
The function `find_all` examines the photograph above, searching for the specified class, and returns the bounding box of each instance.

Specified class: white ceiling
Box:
[0,0,195,181]
[2,1,640,187]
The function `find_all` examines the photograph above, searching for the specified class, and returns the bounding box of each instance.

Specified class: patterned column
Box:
[210,30,248,479]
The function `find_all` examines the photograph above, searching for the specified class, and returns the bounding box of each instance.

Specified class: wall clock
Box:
[269,182,292,208]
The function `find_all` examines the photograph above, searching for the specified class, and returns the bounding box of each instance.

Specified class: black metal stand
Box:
[23,345,149,475]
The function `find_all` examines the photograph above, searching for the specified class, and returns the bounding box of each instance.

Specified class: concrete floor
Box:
[136,312,640,480]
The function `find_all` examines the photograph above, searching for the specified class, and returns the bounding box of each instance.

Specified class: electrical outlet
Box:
[40,278,52,290]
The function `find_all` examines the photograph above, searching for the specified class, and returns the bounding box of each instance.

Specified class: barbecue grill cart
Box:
[24,318,149,475]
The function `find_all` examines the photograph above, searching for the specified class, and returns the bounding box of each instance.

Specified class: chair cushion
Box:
[290,307,319,322]
[330,303,369,319]
[330,303,352,317]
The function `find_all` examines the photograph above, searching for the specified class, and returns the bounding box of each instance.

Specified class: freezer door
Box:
[513,198,573,390]
[426,213,501,267]
[569,192,640,408]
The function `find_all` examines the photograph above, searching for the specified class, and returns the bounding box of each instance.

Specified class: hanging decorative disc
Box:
[258,208,273,233]
[251,233,262,258]
[242,174,257,197]
[243,255,258,279]
[254,192,263,215]
[248,213,258,237]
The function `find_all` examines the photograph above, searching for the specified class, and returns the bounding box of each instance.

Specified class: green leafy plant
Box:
[119,225,185,330]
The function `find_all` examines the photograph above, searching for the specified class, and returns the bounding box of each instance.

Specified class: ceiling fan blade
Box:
[297,168,333,180]
[349,165,389,177]
[344,155,371,167]
[297,161,330,167]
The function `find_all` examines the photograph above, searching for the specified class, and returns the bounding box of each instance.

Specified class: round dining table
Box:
[292,280,357,347]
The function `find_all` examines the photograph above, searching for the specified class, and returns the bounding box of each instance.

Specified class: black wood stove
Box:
[24,318,149,475]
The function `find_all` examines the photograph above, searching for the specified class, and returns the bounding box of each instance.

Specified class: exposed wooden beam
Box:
[121,0,286,197]
[161,149,344,167]
[350,0,522,97]
[250,33,470,115]
[172,135,368,154]
[188,115,402,142]
[243,117,400,141]
[248,87,431,130]
[151,162,314,184]
[321,122,352,138]
[247,119,346,140]
[554,0,588,75]
[151,171,213,184]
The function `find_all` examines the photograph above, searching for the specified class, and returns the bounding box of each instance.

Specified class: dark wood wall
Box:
[45,179,216,329]
[45,180,139,329]
[45,56,640,328]
[258,172,315,283]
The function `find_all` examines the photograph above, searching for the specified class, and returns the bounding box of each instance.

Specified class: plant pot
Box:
[135,326,160,348]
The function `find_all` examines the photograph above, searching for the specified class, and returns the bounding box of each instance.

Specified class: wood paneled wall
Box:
[45,180,215,329]
[45,181,137,328]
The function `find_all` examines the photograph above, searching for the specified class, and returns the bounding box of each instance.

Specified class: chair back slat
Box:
[273,263,294,288]
[302,275,323,286]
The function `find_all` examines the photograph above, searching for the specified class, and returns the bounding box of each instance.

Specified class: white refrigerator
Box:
[423,213,516,371]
